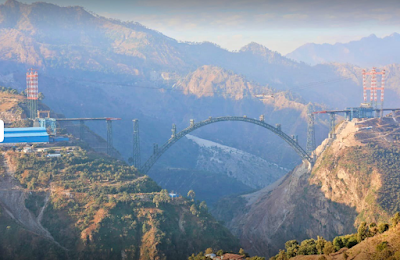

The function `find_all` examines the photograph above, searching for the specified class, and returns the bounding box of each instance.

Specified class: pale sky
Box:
[4,0,400,54]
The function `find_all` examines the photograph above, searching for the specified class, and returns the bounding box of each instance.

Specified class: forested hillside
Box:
[0,91,239,260]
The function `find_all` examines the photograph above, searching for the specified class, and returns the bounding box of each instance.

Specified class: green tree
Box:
[298,239,317,255]
[205,248,213,254]
[322,242,335,255]
[316,236,327,254]
[285,240,299,257]
[275,250,288,260]
[187,190,196,200]
[239,248,248,257]
[378,223,389,233]
[391,212,400,227]
[357,222,369,242]
[345,236,358,249]
[369,222,378,236]
[190,204,198,216]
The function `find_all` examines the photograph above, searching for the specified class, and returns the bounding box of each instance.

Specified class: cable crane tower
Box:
[26,69,38,119]
[363,67,386,117]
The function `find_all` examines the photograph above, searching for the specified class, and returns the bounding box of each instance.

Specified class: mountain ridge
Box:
[287,33,400,67]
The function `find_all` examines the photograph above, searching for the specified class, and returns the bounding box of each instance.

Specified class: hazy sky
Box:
[6,0,400,54]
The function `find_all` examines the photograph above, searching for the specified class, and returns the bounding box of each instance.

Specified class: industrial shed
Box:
[2,127,49,144]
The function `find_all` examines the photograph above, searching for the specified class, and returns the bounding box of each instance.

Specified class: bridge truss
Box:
[138,116,312,174]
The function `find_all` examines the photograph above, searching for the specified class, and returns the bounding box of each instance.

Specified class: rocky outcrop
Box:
[186,134,288,189]
[215,162,356,257]
[214,112,400,258]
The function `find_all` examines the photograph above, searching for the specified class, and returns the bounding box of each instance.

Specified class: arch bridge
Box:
[135,116,312,174]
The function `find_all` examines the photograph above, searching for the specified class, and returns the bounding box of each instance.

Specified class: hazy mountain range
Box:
[0,0,399,205]
[287,33,400,67]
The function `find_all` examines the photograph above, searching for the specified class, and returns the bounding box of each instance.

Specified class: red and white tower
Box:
[26,69,38,119]
[362,67,385,115]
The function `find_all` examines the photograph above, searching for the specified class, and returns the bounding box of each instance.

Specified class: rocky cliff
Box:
[213,111,400,258]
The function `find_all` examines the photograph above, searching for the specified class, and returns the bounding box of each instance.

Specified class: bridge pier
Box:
[171,124,176,138]
[329,113,336,139]
[259,115,264,122]
[79,120,85,140]
[132,119,141,168]
[306,113,316,156]
[106,120,113,156]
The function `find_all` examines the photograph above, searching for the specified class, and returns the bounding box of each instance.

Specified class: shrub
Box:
[323,242,335,255]
[357,222,369,242]
[298,239,317,255]
[376,241,388,252]
[285,240,299,257]
[378,223,389,234]
[333,237,344,251]
[391,213,400,227]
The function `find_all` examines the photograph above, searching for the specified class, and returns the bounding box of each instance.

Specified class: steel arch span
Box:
[139,116,312,174]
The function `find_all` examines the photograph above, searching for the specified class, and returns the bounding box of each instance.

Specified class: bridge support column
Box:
[80,120,85,140]
[306,113,316,156]
[276,124,281,131]
[329,113,336,139]
[259,115,264,122]
[133,119,141,169]
[153,143,158,154]
[171,124,176,138]
[107,120,113,156]
[190,119,194,127]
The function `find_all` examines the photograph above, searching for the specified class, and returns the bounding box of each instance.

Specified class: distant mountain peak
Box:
[388,32,400,38]
[4,0,19,6]
[174,65,272,99]
[240,42,272,55]
[287,32,400,66]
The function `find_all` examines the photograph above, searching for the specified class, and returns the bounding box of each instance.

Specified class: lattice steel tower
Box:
[132,119,141,169]
[106,119,113,156]
[26,69,38,119]
[363,68,385,117]
[306,112,316,156]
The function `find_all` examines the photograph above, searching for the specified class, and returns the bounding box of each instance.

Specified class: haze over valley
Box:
[0,0,400,259]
